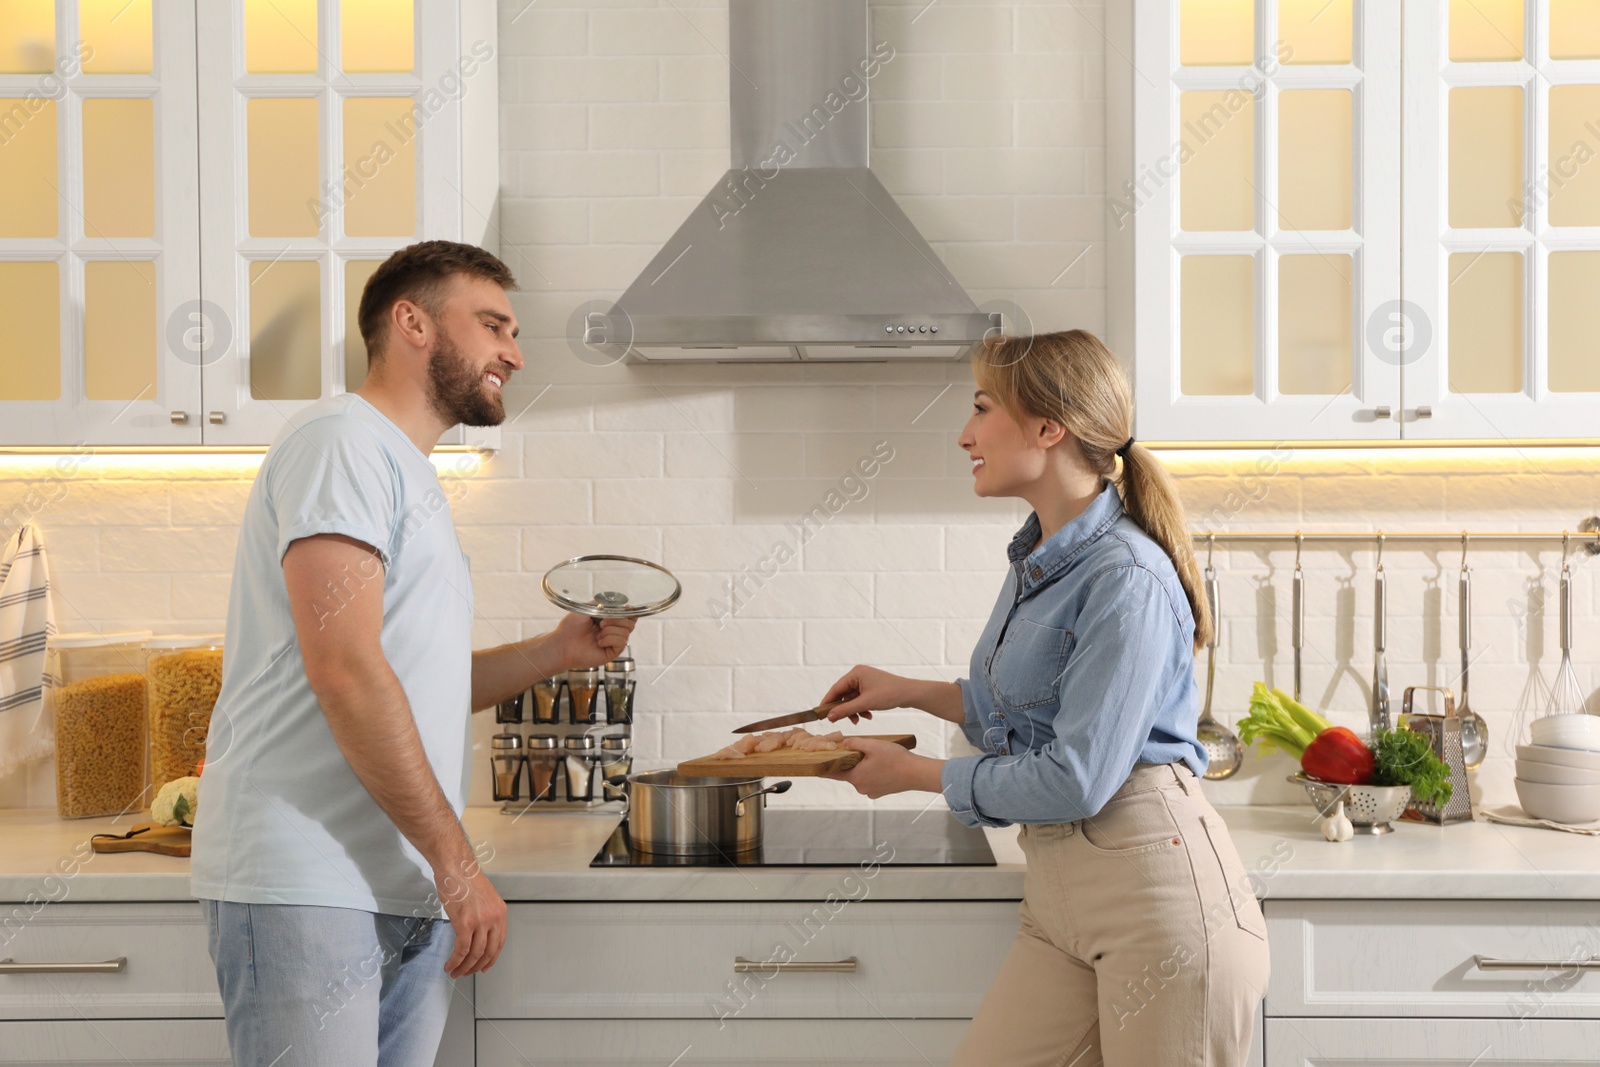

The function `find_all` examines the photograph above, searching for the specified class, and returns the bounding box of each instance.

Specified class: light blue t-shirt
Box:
[192,394,474,917]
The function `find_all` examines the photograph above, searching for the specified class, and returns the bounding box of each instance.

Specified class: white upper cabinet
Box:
[0,0,201,445]
[1115,0,1600,444]
[0,0,498,448]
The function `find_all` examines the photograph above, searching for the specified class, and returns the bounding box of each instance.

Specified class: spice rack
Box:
[492,652,635,816]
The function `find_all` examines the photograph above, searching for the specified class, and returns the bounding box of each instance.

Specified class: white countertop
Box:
[2,805,1595,904]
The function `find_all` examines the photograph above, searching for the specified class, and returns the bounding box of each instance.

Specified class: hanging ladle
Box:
[1199,536,1244,779]
[1457,535,1488,769]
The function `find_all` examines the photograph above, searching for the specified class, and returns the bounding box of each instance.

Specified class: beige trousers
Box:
[952,763,1270,1067]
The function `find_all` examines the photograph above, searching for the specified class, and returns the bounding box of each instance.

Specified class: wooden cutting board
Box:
[90,823,192,857]
[677,735,916,778]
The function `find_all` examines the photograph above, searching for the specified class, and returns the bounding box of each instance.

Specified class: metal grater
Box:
[1397,686,1473,824]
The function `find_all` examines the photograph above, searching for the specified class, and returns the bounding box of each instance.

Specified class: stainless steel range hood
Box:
[585,0,997,363]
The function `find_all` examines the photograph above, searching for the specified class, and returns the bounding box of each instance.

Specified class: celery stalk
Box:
[1272,687,1333,738]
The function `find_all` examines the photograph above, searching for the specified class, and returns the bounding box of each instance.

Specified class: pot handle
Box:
[605,774,631,815]
[735,780,792,817]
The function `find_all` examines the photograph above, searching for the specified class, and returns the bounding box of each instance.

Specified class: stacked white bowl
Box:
[1515,714,1600,824]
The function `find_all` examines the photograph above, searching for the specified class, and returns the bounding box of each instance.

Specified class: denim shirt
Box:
[940,482,1205,828]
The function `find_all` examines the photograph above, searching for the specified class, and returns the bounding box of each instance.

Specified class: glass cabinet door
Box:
[1132,0,1403,443]
[0,0,201,445]
[1403,0,1600,440]
[195,0,466,445]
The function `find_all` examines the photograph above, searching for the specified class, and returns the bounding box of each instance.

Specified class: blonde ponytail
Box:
[973,330,1212,650]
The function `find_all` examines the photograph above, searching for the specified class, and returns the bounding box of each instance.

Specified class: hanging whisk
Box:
[1548,535,1586,717]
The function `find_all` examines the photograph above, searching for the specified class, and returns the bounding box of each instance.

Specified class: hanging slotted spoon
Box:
[1199,554,1243,779]
[1456,542,1489,769]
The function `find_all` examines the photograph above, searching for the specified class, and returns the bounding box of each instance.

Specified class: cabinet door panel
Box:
[475,901,1017,1020]
[476,1019,971,1067]
[1266,1017,1600,1065]
[0,1020,230,1064]
[1266,899,1600,1019]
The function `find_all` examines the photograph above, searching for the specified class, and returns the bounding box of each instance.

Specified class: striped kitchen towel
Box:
[0,524,56,776]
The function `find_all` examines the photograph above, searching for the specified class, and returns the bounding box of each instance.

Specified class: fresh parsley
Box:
[1369,728,1453,807]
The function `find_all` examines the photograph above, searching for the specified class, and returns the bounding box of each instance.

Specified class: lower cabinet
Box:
[476,1019,971,1066]
[1262,900,1600,1065]
[0,1020,231,1063]
[1265,1018,1600,1063]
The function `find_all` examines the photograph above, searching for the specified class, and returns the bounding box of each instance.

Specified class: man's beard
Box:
[426,333,505,428]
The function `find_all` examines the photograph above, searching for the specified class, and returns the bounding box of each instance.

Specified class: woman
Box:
[821,330,1269,1067]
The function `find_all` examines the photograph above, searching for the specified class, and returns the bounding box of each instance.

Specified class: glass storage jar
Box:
[603,650,635,724]
[530,675,563,725]
[490,733,525,802]
[600,734,631,801]
[563,734,598,802]
[526,734,560,802]
[143,635,223,797]
[567,667,600,724]
[47,631,152,818]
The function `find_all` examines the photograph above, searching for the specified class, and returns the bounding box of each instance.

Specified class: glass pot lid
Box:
[541,555,682,618]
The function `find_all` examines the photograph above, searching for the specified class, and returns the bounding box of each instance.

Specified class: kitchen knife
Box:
[733,699,850,734]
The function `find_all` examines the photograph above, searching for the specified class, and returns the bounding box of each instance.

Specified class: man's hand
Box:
[435,854,508,978]
[553,612,636,672]
[823,738,946,800]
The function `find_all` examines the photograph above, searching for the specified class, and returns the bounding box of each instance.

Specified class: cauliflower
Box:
[152,776,200,827]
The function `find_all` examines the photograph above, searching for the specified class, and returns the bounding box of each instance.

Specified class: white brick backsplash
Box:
[896,194,1014,242]
[502,383,597,432]
[451,478,591,526]
[662,524,805,572]
[663,619,803,665]
[803,525,943,572]
[522,430,664,478]
[1013,5,1107,53]
[169,573,231,623]
[519,56,659,103]
[659,148,728,194]
[498,8,588,56]
[518,151,658,197]
[501,198,590,246]
[872,5,1013,54]
[52,574,170,623]
[731,387,876,433]
[590,103,727,149]
[871,147,948,195]
[659,55,727,101]
[21,482,169,526]
[635,665,732,713]
[802,619,944,667]
[731,665,867,713]
[589,7,727,56]
[664,432,808,480]
[167,482,253,525]
[501,103,588,150]
[732,478,880,525]
[876,571,1010,619]
[807,432,945,479]
[589,196,699,243]
[100,526,238,573]
[1016,195,1107,242]
[944,525,1016,570]
[717,572,876,620]
[592,385,736,432]
[870,52,942,100]
[873,101,1013,149]
[873,477,1022,524]
[595,478,732,524]
[39,526,97,571]
[942,54,1084,101]
[1016,100,1105,147]
[946,147,1086,194]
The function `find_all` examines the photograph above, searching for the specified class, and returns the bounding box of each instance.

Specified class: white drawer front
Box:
[477,901,1017,1020]
[0,902,220,1020]
[0,1020,231,1063]
[1266,899,1600,1019]
[476,1019,971,1066]
[1265,1017,1600,1064]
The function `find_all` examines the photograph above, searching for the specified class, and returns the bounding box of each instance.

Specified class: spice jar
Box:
[143,635,223,797]
[47,631,152,819]
[603,650,636,725]
[600,735,631,800]
[567,667,600,725]
[491,733,525,802]
[526,734,560,802]
[496,690,525,725]
[530,675,563,725]
[563,734,598,802]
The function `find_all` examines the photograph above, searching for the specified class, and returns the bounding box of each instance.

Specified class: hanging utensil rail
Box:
[1191,518,1600,553]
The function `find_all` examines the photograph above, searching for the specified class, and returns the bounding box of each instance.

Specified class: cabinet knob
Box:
[169,411,189,425]
[208,411,226,425]
[1372,406,1392,420]
[1414,405,1433,419]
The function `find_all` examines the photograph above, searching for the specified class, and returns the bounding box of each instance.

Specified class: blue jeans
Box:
[202,899,455,1067]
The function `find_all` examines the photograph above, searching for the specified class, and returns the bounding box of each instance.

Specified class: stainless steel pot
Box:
[609,771,791,856]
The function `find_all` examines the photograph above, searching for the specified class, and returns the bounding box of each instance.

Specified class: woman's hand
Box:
[553,612,637,672]
[821,664,911,724]
[823,738,945,800]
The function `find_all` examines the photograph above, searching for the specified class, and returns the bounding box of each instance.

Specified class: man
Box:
[192,241,635,1066]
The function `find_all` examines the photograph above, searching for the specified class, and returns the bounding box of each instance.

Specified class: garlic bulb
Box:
[1320,799,1354,842]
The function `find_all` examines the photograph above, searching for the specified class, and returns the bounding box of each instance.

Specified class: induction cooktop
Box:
[590,808,997,868]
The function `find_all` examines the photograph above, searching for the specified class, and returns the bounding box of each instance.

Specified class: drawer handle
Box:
[1474,955,1600,972]
[733,956,857,974]
[0,957,127,975]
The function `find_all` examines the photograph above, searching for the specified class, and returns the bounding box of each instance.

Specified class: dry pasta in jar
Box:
[47,632,151,819]
[145,636,223,796]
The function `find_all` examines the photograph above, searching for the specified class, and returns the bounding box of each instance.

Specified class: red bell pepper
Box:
[1300,726,1375,785]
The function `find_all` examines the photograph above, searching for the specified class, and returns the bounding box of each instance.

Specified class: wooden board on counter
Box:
[677,735,916,778]
[90,822,191,857]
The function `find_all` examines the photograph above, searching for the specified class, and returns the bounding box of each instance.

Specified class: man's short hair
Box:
[357,240,517,363]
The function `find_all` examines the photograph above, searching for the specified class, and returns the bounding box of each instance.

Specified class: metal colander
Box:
[1289,774,1413,835]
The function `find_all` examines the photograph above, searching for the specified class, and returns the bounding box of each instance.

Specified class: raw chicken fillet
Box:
[711,727,847,761]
